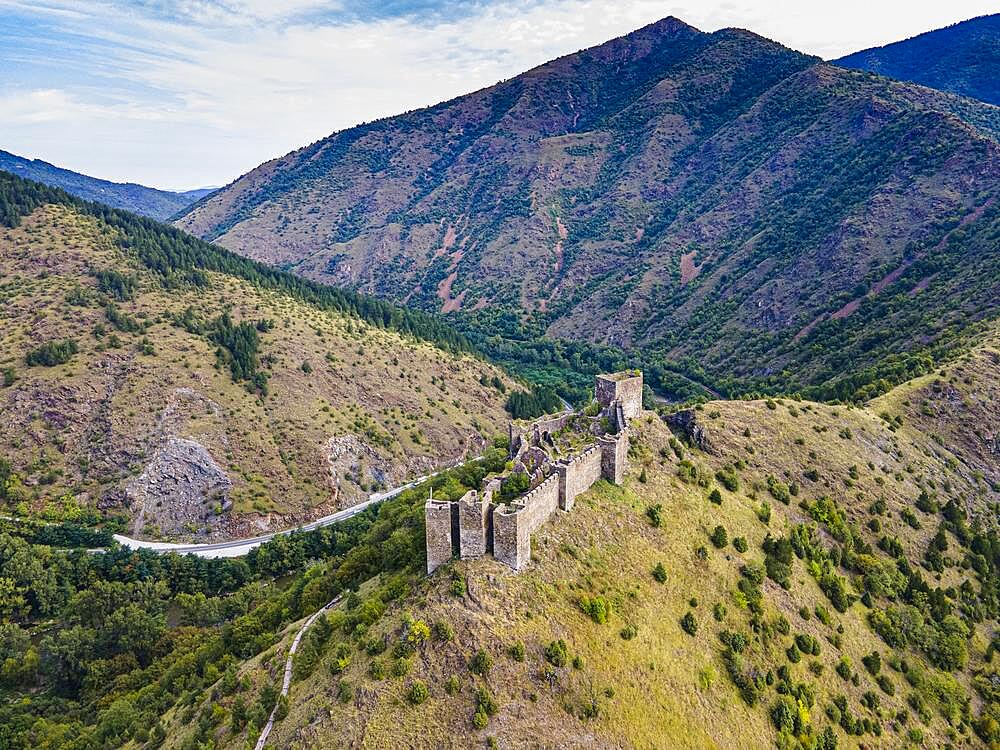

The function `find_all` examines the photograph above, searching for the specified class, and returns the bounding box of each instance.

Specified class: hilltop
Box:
[0,148,213,220]
[836,15,1000,106]
[175,16,1000,401]
[0,172,515,541]
[0,324,996,749]
[144,333,999,749]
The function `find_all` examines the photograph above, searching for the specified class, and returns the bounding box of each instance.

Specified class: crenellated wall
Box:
[426,371,640,574]
[556,445,603,511]
[492,473,560,570]
[458,490,490,559]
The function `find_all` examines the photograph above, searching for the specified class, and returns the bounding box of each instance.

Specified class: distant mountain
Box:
[0,149,215,220]
[176,17,1000,402]
[835,14,1000,106]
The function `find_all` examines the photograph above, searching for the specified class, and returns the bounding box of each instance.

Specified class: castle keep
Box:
[425,371,642,573]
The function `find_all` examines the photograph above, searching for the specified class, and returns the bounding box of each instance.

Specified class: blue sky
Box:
[0,0,995,190]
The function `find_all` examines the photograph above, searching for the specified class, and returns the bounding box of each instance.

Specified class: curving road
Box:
[113,469,443,559]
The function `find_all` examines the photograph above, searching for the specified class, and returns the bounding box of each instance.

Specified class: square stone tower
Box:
[595,371,643,420]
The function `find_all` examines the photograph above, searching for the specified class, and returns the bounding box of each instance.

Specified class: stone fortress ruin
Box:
[425,371,643,573]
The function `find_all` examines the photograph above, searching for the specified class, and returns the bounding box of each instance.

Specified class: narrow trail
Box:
[254,594,342,750]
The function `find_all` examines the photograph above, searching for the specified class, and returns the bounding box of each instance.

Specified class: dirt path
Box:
[254,595,342,750]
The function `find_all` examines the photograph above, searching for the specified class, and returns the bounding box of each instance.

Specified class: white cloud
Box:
[1,0,996,189]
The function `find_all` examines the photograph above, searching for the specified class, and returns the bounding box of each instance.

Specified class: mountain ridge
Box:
[174,17,1000,402]
[0,148,214,221]
[835,14,1000,106]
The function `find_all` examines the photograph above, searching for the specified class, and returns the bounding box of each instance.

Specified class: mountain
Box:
[2,336,995,748]
[0,149,215,220]
[0,171,515,541]
[835,14,1000,106]
[175,17,1000,402]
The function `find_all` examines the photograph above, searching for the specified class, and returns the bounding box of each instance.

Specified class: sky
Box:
[0,1,995,190]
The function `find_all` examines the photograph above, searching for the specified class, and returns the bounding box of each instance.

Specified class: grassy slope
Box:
[163,341,998,749]
[0,204,514,539]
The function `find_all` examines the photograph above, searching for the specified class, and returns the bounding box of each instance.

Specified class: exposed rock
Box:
[665,409,715,454]
[126,436,232,537]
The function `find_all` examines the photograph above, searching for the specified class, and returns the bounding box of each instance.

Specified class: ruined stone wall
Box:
[556,445,603,511]
[458,490,489,559]
[492,474,560,570]
[510,412,573,459]
[425,499,455,574]
[598,431,629,484]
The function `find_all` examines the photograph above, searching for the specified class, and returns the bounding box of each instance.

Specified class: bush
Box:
[25,339,78,367]
[508,642,525,662]
[391,658,411,677]
[861,651,881,675]
[407,680,429,705]
[680,612,698,636]
[579,595,611,624]
[646,504,664,527]
[432,620,454,642]
[708,488,723,505]
[445,675,460,695]
[733,537,748,553]
[710,525,728,548]
[652,562,668,583]
[620,624,638,640]
[469,649,493,676]
[771,695,797,732]
[544,639,569,667]
[716,467,739,492]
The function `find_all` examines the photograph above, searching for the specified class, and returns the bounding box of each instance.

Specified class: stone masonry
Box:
[425,371,642,573]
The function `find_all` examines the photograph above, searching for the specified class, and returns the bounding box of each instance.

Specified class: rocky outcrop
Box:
[665,409,715,454]
[126,436,232,537]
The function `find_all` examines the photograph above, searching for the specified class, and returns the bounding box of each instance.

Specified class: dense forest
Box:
[0,445,509,749]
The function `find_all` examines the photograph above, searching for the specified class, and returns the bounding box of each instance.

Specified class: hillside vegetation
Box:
[125,329,999,750]
[0,149,211,221]
[0,172,515,540]
[0,335,996,749]
[835,14,1000,106]
[176,17,1000,402]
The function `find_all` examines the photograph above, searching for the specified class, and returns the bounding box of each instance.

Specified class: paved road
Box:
[254,594,342,750]
[113,470,442,559]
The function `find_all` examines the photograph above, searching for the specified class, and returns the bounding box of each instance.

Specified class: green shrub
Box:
[680,612,698,636]
[732,537,748,553]
[646,504,664,527]
[710,526,728,548]
[544,639,569,667]
[579,595,611,624]
[708,488,723,505]
[508,642,525,662]
[861,651,881,675]
[407,680,429,705]
[25,339,78,367]
[445,675,460,695]
[652,562,668,583]
[716,467,739,492]
[469,649,493,676]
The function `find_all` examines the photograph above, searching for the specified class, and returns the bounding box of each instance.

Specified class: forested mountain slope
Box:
[0,172,514,541]
[144,330,996,749]
[175,17,1000,401]
[0,149,212,220]
[1,307,996,749]
[835,14,1000,106]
